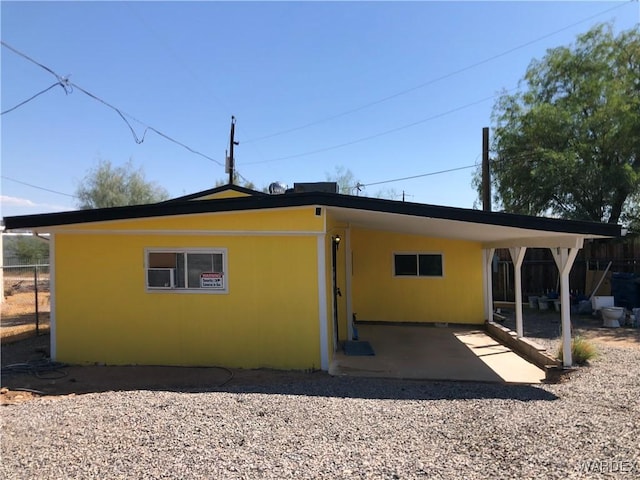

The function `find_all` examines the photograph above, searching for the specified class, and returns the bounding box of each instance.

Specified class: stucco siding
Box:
[351,228,484,324]
[53,232,321,369]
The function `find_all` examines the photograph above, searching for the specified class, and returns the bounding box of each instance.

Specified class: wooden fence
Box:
[493,235,640,302]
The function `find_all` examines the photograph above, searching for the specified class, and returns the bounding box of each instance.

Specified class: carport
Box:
[324,199,622,368]
[329,324,546,383]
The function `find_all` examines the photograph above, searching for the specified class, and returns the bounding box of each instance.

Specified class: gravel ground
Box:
[2,314,639,479]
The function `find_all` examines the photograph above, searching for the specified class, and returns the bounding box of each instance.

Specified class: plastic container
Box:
[611,273,640,309]
[528,296,539,309]
[578,300,592,314]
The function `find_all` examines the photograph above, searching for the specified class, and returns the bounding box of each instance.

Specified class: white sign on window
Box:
[200,272,224,289]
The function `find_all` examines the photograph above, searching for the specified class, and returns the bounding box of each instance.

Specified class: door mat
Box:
[343,341,375,356]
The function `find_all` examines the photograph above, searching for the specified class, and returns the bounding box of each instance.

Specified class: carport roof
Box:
[2,191,621,247]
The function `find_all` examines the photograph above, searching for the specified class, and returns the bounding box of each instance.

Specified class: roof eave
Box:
[2,192,622,238]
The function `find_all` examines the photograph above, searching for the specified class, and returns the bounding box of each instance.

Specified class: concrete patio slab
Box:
[329,324,546,384]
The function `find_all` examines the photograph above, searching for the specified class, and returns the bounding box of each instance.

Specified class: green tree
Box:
[621,192,640,232]
[374,188,402,200]
[76,159,169,209]
[326,166,361,194]
[476,24,639,225]
[6,236,49,264]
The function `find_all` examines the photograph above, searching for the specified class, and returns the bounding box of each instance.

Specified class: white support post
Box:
[551,247,580,368]
[483,248,495,321]
[509,247,527,338]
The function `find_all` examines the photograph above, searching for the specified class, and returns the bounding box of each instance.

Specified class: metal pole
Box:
[331,237,340,349]
[34,266,39,335]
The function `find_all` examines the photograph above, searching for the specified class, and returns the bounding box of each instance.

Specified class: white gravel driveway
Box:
[2,336,639,480]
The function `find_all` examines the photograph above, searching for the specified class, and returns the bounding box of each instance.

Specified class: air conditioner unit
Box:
[147,268,175,289]
[290,182,339,194]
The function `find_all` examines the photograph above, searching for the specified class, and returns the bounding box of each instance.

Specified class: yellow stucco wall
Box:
[190,190,253,200]
[49,202,486,368]
[53,226,322,369]
[351,228,484,324]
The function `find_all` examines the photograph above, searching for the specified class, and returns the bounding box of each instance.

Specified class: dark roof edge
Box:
[3,192,622,237]
[161,184,267,203]
[320,194,621,237]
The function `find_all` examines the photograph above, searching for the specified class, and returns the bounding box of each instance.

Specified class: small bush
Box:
[557,336,598,365]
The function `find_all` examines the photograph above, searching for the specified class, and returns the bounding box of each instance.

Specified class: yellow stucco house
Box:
[3,184,621,369]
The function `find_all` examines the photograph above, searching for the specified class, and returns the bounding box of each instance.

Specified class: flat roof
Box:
[3,192,621,246]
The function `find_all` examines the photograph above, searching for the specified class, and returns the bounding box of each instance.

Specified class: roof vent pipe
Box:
[268,182,287,195]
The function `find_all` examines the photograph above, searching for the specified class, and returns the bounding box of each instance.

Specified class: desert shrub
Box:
[557,336,598,365]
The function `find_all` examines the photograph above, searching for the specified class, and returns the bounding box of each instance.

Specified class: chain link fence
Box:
[1,264,50,341]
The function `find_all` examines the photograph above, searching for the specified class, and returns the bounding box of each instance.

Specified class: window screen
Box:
[146,249,227,292]
[394,253,443,277]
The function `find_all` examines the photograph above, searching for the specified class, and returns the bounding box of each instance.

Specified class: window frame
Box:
[144,247,229,294]
[392,252,444,278]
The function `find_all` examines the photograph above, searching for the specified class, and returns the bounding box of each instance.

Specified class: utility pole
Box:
[227,116,239,185]
[482,126,491,212]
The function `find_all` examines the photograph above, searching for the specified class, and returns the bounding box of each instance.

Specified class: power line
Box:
[360,164,478,189]
[1,41,224,167]
[0,152,529,205]
[240,89,512,166]
[1,175,77,198]
[355,153,522,190]
[1,82,63,116]
[0,42,72,88]
[240,0,633,144]
[125,3,274,167]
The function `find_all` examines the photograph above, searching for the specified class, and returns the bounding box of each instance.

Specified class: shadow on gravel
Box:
[2,370,559,402]
[2,334,559,403]
[500,309,640,345]
[1,313,50,330]
[220,377,560,402]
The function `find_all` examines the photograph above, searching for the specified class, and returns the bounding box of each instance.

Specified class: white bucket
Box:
[538,296,549,310]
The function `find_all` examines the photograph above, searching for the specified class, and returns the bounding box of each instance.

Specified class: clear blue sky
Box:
[1,1,638,218]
